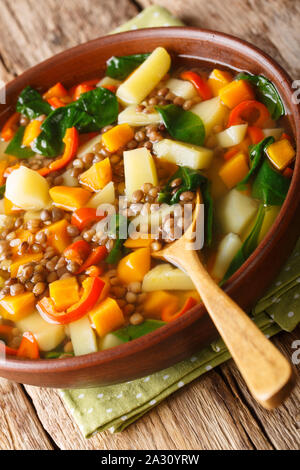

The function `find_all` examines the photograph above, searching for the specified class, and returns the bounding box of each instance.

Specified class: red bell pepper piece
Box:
[281,132,292,142]
[162,297,198,322]
[283,167,293,178]
[101,84,117,93]
[64,240,91,266]
[0,324,14,341]
[69,79,100,98]
[70,79,100,101]
[77,245,108,274]
[0,343,18,357]
[4,164,21,178]
[247,126,264,145]
[17,331,40,359]
[227,100,270,128]
[38,127,79,177]
[180,71,212,101]
[47,97,66,109]
[79,132,99,146]
[1,112,20,142]
[85,265,104,277]
[71,207,105,231]
[43,82,68,100]
[37,277,105,325]
[223,148,239,161]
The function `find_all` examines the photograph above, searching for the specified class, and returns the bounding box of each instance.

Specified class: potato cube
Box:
[116,47,171,105]
[17,312,65,352]
[212,233,242,280]
[142,264,195,291]
[216,124,248,148]
[191,97,228,135]
[153,139,213,170]
[69,315,98,356]
[217,189,258,235]
[5,166,50,211]
[124,147,158,199]
[118,105,162,127]
[165,78,197,100]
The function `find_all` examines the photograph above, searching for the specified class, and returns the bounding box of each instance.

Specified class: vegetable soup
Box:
[0,47,295,359]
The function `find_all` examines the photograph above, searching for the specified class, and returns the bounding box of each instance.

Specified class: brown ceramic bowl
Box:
[0,27,299,388]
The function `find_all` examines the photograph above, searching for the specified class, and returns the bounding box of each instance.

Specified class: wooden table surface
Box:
[0,0,299,450]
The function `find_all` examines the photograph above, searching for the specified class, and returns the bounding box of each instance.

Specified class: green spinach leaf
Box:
[0,185,5,198]
[113,320,166,343]
[155,104,205,146]
[252,159,290,205]
[32,87,118,156]
[237,136,275,189]
[236,72,285,120]
[158,166,213,246]
[5,126,35,159]
[222,204,265,282]
[106,53,150,80]
[105,214,129,264]
[16,86,52,119]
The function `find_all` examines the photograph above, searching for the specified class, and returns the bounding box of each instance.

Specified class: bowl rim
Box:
[1,26,299,375]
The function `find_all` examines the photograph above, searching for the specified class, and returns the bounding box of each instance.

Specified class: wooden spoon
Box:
[152,192,295,409]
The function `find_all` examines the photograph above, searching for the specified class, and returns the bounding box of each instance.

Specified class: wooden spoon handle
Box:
[173,250,295,409]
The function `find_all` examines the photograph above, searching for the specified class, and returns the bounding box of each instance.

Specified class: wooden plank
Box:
[139,0,300,77]
[26,366,274,450]
[220,327,300,450]
[0,379,53,450]
[0,0,138,81]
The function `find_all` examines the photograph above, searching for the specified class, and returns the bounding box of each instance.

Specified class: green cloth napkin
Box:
[61,6,300,437]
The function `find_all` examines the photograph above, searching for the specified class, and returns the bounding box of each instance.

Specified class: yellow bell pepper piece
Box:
[219,151,249,189]
[266,139,295,171]
[90,297,125,337]
[79,158,112,191]
[124,234,153,249]
[102,124,134,153]
[40,219,71,253]
[207,69,233,96]
[143,290,179,320]
[49,276,80,312]
[117,247,151,284]
[49,186,91,211]
[219,79,255,109]
[22,120,42,147]
[10,253,43,278]
[0,292,35,321]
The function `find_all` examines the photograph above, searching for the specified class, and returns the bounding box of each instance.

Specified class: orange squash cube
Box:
[117,247,151,284]
[266,139,296,171]
[49,276,80,311]
[219,80,255,109]
[102,124,134,153]
[49,186,91,211]
[0,292,35,321]
[10,253,43,278]
[208,69,233,96]
[219,151,249,188]
[4,197,23,215]
[124,234,153,249]
[90,297,125,337]
[40,219,71,253]
[79,158,112,191]
[143,290,179,320]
